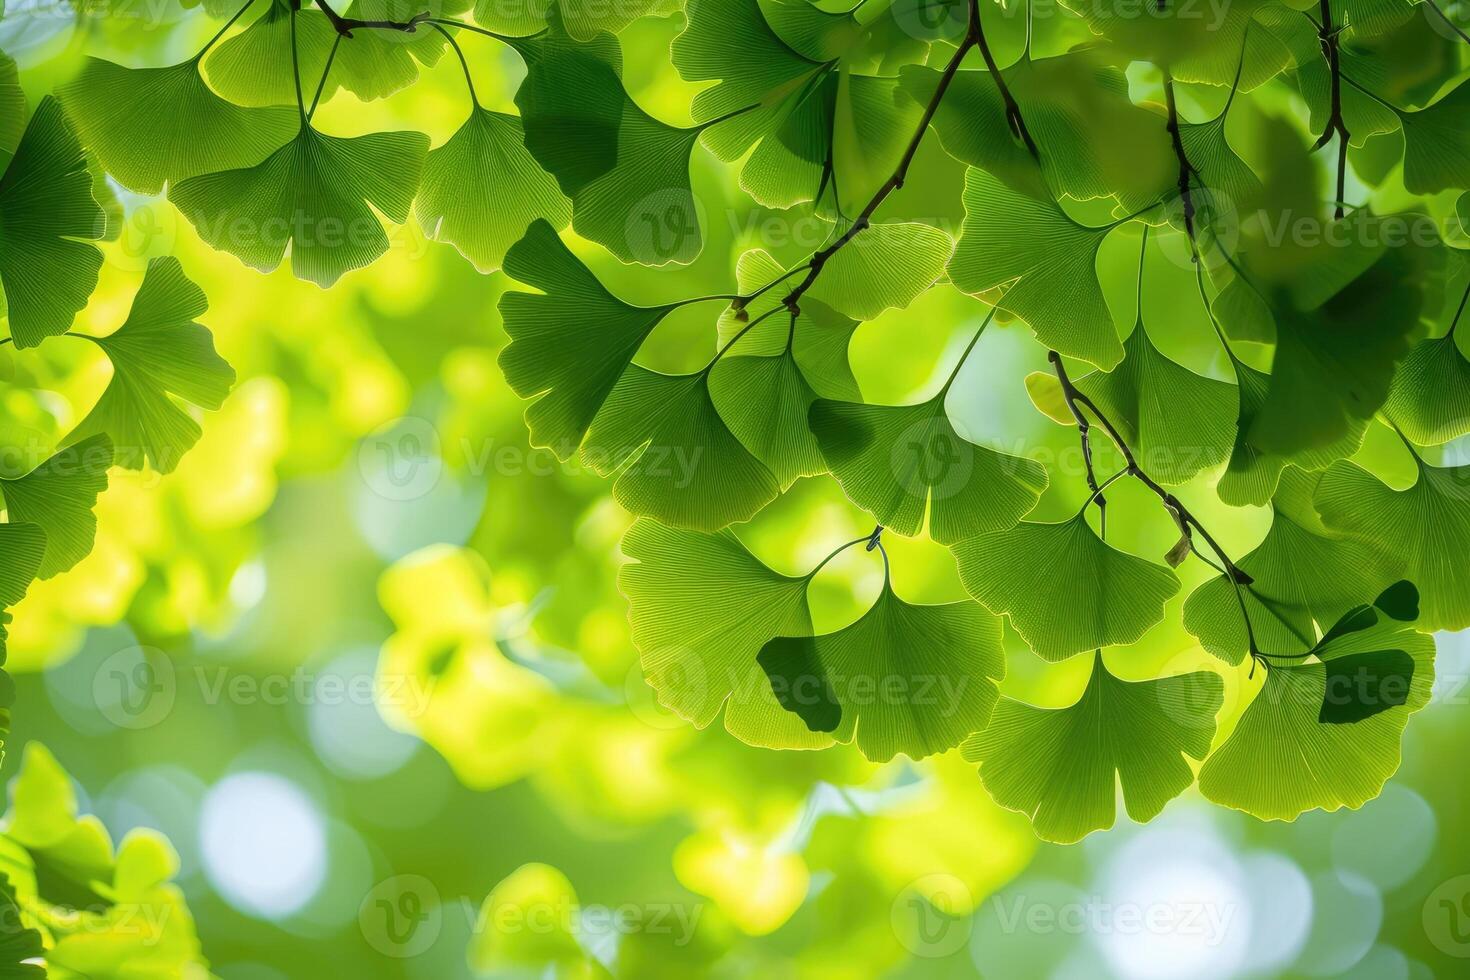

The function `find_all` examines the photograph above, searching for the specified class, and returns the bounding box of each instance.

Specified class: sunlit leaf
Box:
[963,655,1223,843]
[758,580,1005,762]
[1316,456,1470,631]
[65,257,235,473]
[0,434,112,579]
[58,56,299,194]
[0,98,104,348]
[170,123,428,287]
[952,514,1181,662]
[950,169,1121,369]
[620,519,831,748]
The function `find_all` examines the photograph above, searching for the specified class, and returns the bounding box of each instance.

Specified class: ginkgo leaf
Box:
[757,580,1005,762]
[1386,254,1470,444]
[671,0,923,212]
[963,655,1223,843]
[900,53,1175,208]
[498,219,676,455]
[1316,457,1470,631]
[203,1,339,107]
[0,50,23,171]
[0,434,113,579]
[716,248,860,400]
[810,389,1047,545]
[950,168,1122,369]
[619,519,832,749]
[1198,611,1434,820]
[1035,323,1237,485]
[170,123,428,287]
[1184,469,1399,664]
[0,870,44,974]
[708,350,825,488]
[1398,79,1470,195]
[414,107,570,274]
[474,0,681,39]
[805,221,953,321]
[1245,244,1427,459]
[1386,332,1470,445]
[952,515,1181,662]
[204,0,444,107]
[582,366,780,530]
[57,56,299,194]
[0,98,105,348]
[65,257,235,473]
[513,36,703,264]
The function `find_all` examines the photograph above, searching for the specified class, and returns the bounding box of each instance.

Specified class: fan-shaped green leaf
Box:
[1245,243,1427,459]
[0,434,112,579]
[757,581,1005,762]
[811,390,1046,545]
[716,249,860,400]
[806,221,953,321]
[0,870,44,975]
[1051,322,1237,485]
[963,655,1223,843]
[709,349,824,488]
[0,50,23,171]
[57,57,299,194]
[619,519,831,749]
[672,0,923,212]
[170,123,428,287]
[1184,469,1399,664]
[583,366,780,530]
[65,257,235,473]
[204,1,444,106]
[0,521,44,662]
[1316,457,1470,631]
[950,168,1121,369]
[1399,79,1470,195]
[900,53,1175,208]
[1386,331,1470,446]
[0,98,104,348]
[414,107,570,274]
[498,219,676,455]
[1198,615,1434,820]
[952,514,1181,661]
[513,37,703,264]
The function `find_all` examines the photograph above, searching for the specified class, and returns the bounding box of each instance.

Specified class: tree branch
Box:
[314,0,429,37]
[1163,72,1199,259]
[1312,0,1351,219]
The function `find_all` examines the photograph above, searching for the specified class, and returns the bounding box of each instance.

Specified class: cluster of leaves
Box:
[14,0,1470,844]
[0,51,237,763]
[0,743,206,976]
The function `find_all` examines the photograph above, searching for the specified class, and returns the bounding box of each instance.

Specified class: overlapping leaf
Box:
[1199,587,1433,820]
[0,435,113,579]
[1316,457,1470,631]
[414,107,570,274]
[619,519,831,749]
[964,655,1223,843]
[498,219,677,455]
[758,580,1005,762]
[811,360,1047,544]
[1184,469,1400,664]
[58,56,298,194]
[950,169,1122,369]
[0,98,105,348]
